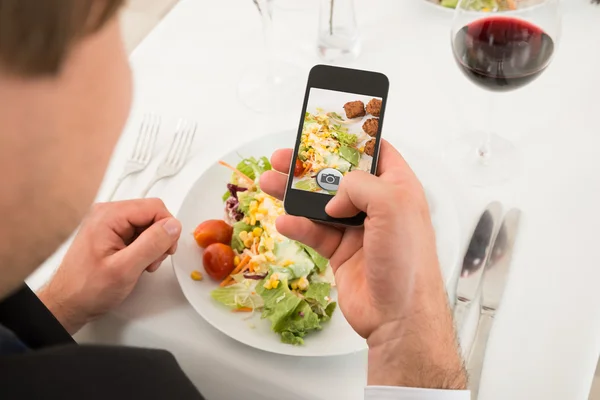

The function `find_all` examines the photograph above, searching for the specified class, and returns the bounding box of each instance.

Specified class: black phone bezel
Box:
[283,64,389,227]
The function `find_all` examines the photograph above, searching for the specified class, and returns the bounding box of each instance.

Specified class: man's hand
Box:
[260,141,467,389]
[38,199,181,335]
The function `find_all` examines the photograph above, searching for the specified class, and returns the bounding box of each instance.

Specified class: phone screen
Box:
[291,88,383,195]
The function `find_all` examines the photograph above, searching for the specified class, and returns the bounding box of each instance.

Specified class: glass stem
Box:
[478,95,494,164]
[329,0,335,35]
[255,0,276,84]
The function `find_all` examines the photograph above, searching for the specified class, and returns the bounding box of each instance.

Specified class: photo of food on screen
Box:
[292,88,382,194]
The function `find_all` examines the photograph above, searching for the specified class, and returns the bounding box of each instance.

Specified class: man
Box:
[0,1,469,399]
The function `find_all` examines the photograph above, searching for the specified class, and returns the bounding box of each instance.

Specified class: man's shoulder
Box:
[0,344,204,400]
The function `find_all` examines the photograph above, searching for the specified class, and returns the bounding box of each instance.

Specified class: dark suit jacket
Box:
[0,285,204,400]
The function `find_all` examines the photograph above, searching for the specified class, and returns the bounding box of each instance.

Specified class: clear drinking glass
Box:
[446,0,561,186]
[238,0,303,114]
[318,0,360,63]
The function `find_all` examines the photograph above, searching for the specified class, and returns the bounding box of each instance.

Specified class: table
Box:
[27,0,600,399]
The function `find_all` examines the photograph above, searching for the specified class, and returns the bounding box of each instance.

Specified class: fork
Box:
[107,114,160,200]
[140,119,197,197]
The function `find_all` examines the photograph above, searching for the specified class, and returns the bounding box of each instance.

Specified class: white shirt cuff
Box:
[365,386,471,400]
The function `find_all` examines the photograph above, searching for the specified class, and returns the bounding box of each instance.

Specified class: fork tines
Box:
[133,113,160,163]
[166,119,198,168]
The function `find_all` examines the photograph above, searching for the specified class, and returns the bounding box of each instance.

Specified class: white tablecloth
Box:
[27,0,600,399]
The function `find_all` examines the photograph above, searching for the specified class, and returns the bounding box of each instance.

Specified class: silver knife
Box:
[453,202,503,333]
[467,208,522,398]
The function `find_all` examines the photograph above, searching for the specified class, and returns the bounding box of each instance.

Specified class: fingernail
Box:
[162,218,181,238]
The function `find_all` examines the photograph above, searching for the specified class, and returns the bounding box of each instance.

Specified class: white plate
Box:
[171,131,460,357]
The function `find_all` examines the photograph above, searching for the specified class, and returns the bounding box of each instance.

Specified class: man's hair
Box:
[0,0,125,77]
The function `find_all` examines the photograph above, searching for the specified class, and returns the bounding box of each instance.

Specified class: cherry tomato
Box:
[194,220,233,248]
[203,243,235,281]
[293,158,304,177]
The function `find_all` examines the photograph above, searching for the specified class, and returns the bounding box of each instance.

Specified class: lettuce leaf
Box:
[304,283,331,307]
[273,240,315,279]
[211,281,264,310]
[294,179,319,192]
[231,221,253,252]
[321,302,337,323]
[237,191,253,214]
[339,145,360,167]
[256,278,302,332]
[335,131,358,147]
[222,190,231,202]
[281,331,304,345]
[300,245,328,273]
[278,301,321,345]
[304,282,336,322]
[236,157,272,181]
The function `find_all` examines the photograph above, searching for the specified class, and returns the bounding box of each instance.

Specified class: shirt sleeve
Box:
[365,386,471,400]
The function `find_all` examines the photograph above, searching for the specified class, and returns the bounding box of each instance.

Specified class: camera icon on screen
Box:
[316,168,344,192]
[320,173,340,186]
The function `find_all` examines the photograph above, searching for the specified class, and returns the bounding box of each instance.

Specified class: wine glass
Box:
[238,0,303,114]
[446,0,561,186]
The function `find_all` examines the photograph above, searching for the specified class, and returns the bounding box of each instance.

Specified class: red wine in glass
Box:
[453,16,555,92]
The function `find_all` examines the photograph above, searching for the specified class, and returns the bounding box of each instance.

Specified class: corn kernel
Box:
[334,148,339,153]
[249,201,258,211]
[291,282,298,290]
[243,217,250,224]
[263,280,272,289]
[248,261,257,272]
[233,256,241,266]
[190,270,203,281]
[255,213,265,221]
[359,147,365,153]
[243,238,254,248]
[271,280,280,289]
[250,216,256,225]
[257,207,268,214]
[281,260,294,267]
[252,227,263,237]
[239,231,249,240]
[298,277,309,291]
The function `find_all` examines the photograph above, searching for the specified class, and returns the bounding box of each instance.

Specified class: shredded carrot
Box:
[232,307,253,313]
[302,162,312,176]
[218,161,254,185]
[219,255,251,287]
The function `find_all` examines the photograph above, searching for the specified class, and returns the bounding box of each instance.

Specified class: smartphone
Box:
[283,65,389,226]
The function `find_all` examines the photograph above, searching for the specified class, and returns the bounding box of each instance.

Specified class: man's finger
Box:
[93,198,174,242]
[276,215,342,259]
[377,140,411,176]
[146,254,169,273]
[260,170,287,201]
[326,171,389,219]
[271,149,293,173]
[111,217,182,276]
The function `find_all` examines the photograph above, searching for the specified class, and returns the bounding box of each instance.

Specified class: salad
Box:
[191,156,336,346]
[433,0,517,10]
[293,109,374,193]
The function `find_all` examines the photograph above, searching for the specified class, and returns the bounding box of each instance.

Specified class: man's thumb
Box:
[115,218,182,274]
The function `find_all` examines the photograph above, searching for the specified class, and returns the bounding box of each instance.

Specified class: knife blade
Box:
[453,202,503,333]
[467,208,522,399]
